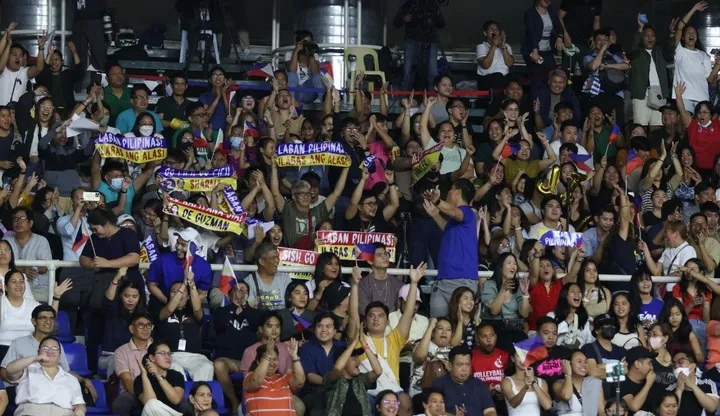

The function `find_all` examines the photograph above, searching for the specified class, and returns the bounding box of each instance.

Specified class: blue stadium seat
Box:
[183,380,229,415]
[55,311,76,343]
[86,379,110,414]
[63,343,93,377]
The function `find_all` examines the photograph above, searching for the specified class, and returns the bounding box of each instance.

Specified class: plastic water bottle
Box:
[348,54,357,73]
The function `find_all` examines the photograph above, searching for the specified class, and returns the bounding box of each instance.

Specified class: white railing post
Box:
[47,263,56,304]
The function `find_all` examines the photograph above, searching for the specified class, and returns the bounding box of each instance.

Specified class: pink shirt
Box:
[241,342,293,374]
[365,141,391,190]
[114,339,151,392]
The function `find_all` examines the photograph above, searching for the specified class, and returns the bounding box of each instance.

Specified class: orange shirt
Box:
[243,372,295,416]
[708,321,720,368]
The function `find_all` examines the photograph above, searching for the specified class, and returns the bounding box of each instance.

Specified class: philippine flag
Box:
[353,244,376,261]
[514,336,549,367]
[72,222,90,253]
[243,120,260,137]
[609,124,620,144]
[247,63,274,79]
[184,241,197,270]
[219,256,238,295]
[568,153,593,173]
[626,149,644,175]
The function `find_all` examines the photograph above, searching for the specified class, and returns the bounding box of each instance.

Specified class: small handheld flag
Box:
[568,153,593,173]
[219,256,238,294]
[247,63,274,79]
[353,244,376,261]
[608,124,620,144]
[72,222,90,253]
[244,121,259,138]
[514,336,549,366]
[509,142,521,155]
[184,241,197,270]
[625,149,643,175]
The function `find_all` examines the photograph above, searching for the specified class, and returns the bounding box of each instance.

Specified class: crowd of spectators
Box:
[0,0,719,415]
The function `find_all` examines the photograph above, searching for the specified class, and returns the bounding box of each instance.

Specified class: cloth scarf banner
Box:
[411,142,444,182]
[140,236,159,263]
[275,142,351,168]
[95,132,167,163]
[316,230,397,261]
[163,196,247,234]
[157,165,237,192]
[219,187,273,238]
[277,247,317,280]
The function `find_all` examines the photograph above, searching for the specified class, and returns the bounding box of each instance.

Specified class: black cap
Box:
[593,313,618,330]
[351,347,366,357]
[661,199,683,219]
[659,101,679,114]
[324,281,351,310]
[626,346,658,366]
[630,137,651,152]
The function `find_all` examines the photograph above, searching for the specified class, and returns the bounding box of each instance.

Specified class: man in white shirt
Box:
[640,219,697,276]
[546,121,590,165]
[0,24,46,105]
[529,195,577,240]
[476,20,514,91]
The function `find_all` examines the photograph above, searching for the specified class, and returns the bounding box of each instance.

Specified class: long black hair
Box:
[679,258,708,300]
[0,240,16,270]
[659,297,693,343]
[491,252,519,294]
[131,112,157,137]
[312,252,341,291]
[116,278,146,320]
[576,259,607,305]
[628,266,656,318]
[609,291,642,334]
[554,282,589,329]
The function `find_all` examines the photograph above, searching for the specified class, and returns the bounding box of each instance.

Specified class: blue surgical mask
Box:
[99,115,110,126]
[110,177,124,190]
[230,136,242,149]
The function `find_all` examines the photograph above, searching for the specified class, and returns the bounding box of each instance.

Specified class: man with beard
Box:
[212,280,260,413]
[471,323,509,412]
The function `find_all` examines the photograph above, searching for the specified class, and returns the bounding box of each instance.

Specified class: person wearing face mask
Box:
[91,156,156,216]
[646,322,676,387]
[671,350,720,416]
[115,85,164,134]
[581,312,625,379]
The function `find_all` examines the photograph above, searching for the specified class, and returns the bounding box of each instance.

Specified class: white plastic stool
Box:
[179,29,220,64]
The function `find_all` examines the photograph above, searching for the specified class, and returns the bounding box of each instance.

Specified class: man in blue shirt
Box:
[432,345,497,416]
[115,84,164,134]
[147,227,212,308]
[299,313,346,409]
[423,178,479,317]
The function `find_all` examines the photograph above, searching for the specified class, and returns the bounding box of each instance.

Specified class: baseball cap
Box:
[658,101,679,114]
[174,227,199,243]
[116,214,136,226]
[593,313,618,330]
[630,137,651,152]
[626,346,658,366]
[324,280,351,310]
[398,284,422,303]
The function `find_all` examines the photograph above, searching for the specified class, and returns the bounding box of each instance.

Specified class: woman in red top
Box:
[528,241,574,331]
[675,82,720,172]
[674,258,720,359]
[243,338,305,416]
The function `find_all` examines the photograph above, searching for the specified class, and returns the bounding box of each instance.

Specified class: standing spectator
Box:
[112,312,154,416]
[432,345,497,416]
[420,97,475,176]
[5,336,86,415]
[4,206,53,301]
[156,279,214,381]
[672,1,720,112]
[670,350,719,416]
[115,85,164,134]
[423,179,478,317]
[91,156,155,216]
[411,317,454,397]
[522,0,565,88]
[133,341,187,415]
[387,283,429,343]
[101,268,145,376]
[674,82,720,174]
[357,243,406,314]
[240,312,294,377]
[648,102,688,155]
[394,0,445,90]
[37,42,82,115]
[476,21,515,91]
[558,0,601,74]
[620,346,664,414]
[212,280,259,413]
[533,317,573,384]
[156,73,190,139]
[0,28,46,105]
[286,30,324,104]
[198,66,234,133]
[532,69,582,129]
[103,64,132,124]
[245,242,291,310]
[631,17,671,130]
[72,0,107,74]
[629,268,664,329]
[581,312,625,378]
[344,170,399,234]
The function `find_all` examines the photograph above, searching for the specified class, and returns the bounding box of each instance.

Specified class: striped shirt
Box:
[243,372,295,416]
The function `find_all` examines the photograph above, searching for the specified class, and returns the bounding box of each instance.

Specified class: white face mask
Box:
[139,125,154,136]
[700,120,712,128]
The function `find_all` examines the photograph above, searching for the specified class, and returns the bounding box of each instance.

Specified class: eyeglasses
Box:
[133,96,149,101]
[294,192,311,198]
[135,322,153,329]
[363,201,378,207]
[382,400,401,406]
[35,316,54,322]
[12,216,28,223]
[40,346,60,352]
[154,351,172,357]
[192,113,209,118]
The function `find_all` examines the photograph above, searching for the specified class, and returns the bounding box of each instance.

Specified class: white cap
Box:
[173,227,199,243]
[116,214,136,226]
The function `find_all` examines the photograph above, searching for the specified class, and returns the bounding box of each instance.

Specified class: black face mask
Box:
[600,326,617,340]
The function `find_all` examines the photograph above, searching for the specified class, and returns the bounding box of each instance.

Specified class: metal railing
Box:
[14,259,688,305]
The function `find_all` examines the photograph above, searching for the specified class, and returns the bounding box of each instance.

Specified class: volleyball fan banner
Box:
[539,231,583,247]
[277,247,317,280]
[157,165,237,192]
[275,142,351,167]
[219,187,273,239]
[316,231,396,261]
[95,132,167,163]
[140,236,159,263]
[411,142,444,182]
[163,197,247,234]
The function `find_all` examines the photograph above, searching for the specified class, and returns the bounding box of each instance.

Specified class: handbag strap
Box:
[572,383,583,406]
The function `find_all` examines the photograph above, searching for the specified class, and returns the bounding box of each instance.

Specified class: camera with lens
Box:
[302,40,319,55]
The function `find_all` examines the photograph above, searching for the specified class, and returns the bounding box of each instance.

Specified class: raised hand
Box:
[409,262,427,283]
[287,338,299,360]
[5,22,17,34]
[694,1,709,12]
[351,264,363,285]
[675,82,687,98]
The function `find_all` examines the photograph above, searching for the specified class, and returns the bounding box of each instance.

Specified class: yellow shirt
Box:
[361,328,407,380]
[503,159,541,184]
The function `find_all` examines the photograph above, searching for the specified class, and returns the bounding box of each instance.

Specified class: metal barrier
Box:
[14,259,689,305]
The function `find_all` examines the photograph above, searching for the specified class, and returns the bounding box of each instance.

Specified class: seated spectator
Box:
[582,105,624,167]
[639,219,696,276]
[532,317,572,384]
[472,322,509,412]
[100,267,145,377]
[671,349,719,416]
[448,286,478,349]
[387,283,429,344]
[345,171,399,234]
[6,336,85,413]
[432,345,497,416]
[648,101,687,154]
[357,243,405,314]
[134,340,188,416]
[547,282,595,348]
[547,121,589,165]
[608,292,647,350]
[198,66,236,133]
[661,297,704,364]
[56,188,98,261]
[286,30,324,104]
[243,339,306,416]
[483,80,531,132]
[245,242,292,310]
[0,269,69,361]
[411,317,454,398]
[621,346,665,413]
[481,253,531,325]
[494,132,556,184]
[212,279,259,412]
[91,156,155,216]
[112,312,154,416]
[148,227,212,306]
[115,84,164,134]
[532,69,581,129]
[298,313,346,411]
[581,312,625,378]
[529,196,576,239]
[4,206,53,301]
[501,350,553,415]
[323,336,383,416]
[686,214,720,277]
[241,311,293,375]
[156,279,213,381]
[476,20,515,92]
[306,252,342,308]
[278,281,315,340]
[420,97,474,176]
[552,350,605,415]
[322,280,352,337]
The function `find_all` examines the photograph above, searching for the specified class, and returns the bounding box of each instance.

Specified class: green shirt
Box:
[281,201,330,247]
[156,96,190,139]
[323,372,375,416]
[591,125,618,165]
[104,85,132,124]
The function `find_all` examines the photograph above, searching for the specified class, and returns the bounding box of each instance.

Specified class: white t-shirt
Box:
[547,140,592,167]
[660,241,697,275]
[0,67,29,105]
[528,221,576,240]
[539,13,553,52]
[425,139,467,175]
[0,295,41,346]
[284,52,321,85]
[672,44,713,102]
[646,49,661,89]
[476,42,513,76]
